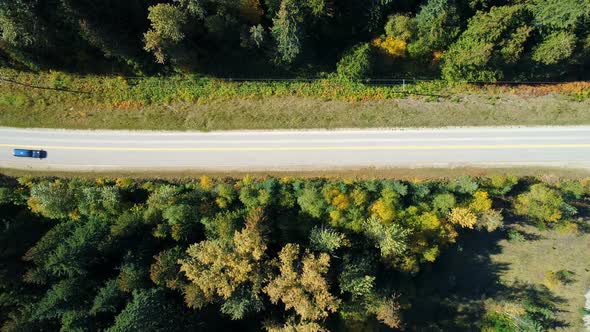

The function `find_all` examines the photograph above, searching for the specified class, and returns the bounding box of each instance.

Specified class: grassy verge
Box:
[1,69,590,130]
[2,166,589,181]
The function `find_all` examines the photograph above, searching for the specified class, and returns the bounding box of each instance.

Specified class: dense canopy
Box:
[1,0,589,80]
[1,175,587,330]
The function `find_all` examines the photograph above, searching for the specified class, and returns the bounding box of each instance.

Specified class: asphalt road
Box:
[1,126,590,171]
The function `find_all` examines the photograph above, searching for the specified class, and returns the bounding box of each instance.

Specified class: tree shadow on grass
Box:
[402,229,568,331]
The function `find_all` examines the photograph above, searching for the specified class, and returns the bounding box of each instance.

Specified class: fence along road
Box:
[1,126,590,171]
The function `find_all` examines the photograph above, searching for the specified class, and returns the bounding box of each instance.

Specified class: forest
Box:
[1,174,589,331]
[1,0,590,81]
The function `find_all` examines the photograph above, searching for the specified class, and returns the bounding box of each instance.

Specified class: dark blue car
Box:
[13,149,46,159]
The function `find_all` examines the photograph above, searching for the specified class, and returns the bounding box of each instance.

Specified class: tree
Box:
[447,176,478,195]
[513,184,566,224]
[363,217,408,264]
[144,4,188,64]
[369,188,398,224]
[336,43,373,80]
[448,207,477,229]
[45,218,111,278]
[28,180,77,220]
[432,193,456,215]
[530,0,590,32]
[486,175,518,196]
[31,277,89,321]
[271,0,301,64]
[409,0,460,57]
[162,204,199,241]
[532,31,577,65]
[0,0,47,69]
[297,186,327,218]
[118,261,151,293]
[180,209,267,318]
[77,186,121,220]
[107,289,194,332]
[90,279,126,315]
[0,1,39,48]
[309,227,349,253]
[442,5,532,81]
[150,247,185,290]
[375,296,402,329]
[337,254,381,324]
[264,243,340,322]
[469,191,492,214]
[385,14,415,42]
[476,209,503,232]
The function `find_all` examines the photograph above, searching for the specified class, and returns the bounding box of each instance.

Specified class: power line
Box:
[0,76,91,94]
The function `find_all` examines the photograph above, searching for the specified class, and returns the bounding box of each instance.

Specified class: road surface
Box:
[1,126,590,171]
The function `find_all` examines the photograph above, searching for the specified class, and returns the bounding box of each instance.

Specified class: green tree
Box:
[118,262,151,293]
[162,204,198,242]
[90,279,126,315]
[297,185,327,218]
[309,227,349,253]
[0,0,47,69]
[60,0,149,72]
[28,180,77,220]
[442,5,532,81]
[363,217,408,264]
[144,4,188,64]
[530,0,590,31]
[448,176,479,195]
[107,289,193,332]
[31,278,89,321]
[336,43,373,80]
[432,193,456,215]
[77,186,121,220]
[385,14,415,41]
[532,31,577,65]
[271,0,301,64]
[409,0,460,57]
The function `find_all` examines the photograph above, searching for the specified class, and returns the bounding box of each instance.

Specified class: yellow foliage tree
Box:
[448,207,477,229]
[179,209,266,307]
[200,175,213,190]
[375,296,402,329]
[371,36,407,58]
[332,192,350,210]
[264,244,341,322]
[469,191,492,213]
[370,199,395,224]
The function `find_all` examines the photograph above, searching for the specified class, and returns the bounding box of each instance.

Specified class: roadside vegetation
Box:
[1,0,590,129]
[1,70,590,130]
[1,174,589,331]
